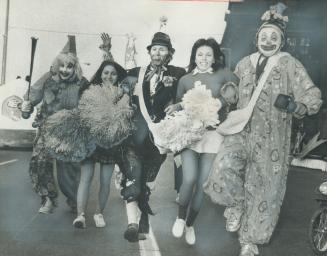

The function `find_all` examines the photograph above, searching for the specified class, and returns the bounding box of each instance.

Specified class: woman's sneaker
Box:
[185,226,196,245]
[94,213,106,228]
[39,197,55,214]
[172,218,185,238]
[73,213,86,228]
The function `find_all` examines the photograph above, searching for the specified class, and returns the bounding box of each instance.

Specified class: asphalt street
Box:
[0,150,324,256]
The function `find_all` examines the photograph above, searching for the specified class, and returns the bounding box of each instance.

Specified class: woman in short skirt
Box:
[171,38,239,245]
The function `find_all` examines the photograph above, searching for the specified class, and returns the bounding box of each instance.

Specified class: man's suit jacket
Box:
[128,65,186,123]
[127,64,186,182]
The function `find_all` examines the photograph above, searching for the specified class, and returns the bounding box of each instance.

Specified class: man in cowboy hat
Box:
[120,31,186,242]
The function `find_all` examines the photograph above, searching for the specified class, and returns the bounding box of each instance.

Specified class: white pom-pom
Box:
[182,83,221,127]
[150,81,222,153]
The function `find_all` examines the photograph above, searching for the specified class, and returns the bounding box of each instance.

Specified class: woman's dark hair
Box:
[187,38,225,73]
[90,60,127,85]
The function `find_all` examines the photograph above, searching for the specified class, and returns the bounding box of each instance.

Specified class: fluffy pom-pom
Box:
[43,109,96,162]
[151,110,205,153]
[182,82,221,127]
[79,85,135,149]
[151,81,221,153]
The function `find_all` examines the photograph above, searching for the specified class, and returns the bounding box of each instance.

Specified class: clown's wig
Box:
[51,53,83,81]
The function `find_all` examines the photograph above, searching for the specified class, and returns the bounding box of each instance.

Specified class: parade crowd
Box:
[20,4,323,256]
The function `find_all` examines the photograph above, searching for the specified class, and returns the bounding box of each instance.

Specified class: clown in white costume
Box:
[204,3,322,256]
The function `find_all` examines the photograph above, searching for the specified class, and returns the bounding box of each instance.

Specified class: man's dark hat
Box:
[146,32,175,53]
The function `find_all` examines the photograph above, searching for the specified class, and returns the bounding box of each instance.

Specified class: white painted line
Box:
[0,159,18,166]
[139,225,161,256]
[124,201,161,256]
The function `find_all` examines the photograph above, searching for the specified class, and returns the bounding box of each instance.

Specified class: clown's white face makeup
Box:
[257,26,282,57]
[195,45,215,72]
[58,61,75,80]
[101,65,118,87]
[149,45,169,66]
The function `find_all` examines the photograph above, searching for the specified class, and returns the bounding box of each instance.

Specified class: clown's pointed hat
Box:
[61,35,77,56]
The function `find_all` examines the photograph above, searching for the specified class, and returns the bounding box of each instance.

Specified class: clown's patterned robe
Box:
[204,52,322,244]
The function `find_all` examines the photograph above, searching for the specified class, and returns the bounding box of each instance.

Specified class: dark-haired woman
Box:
[170,38,238,245]
[72,60,135,228]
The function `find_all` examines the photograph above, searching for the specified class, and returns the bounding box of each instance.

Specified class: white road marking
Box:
[124,202,162,256]
[139,225,161,256]
[0,159,18,166]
